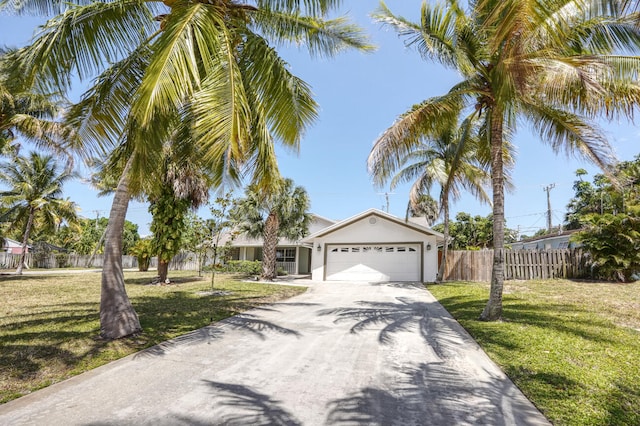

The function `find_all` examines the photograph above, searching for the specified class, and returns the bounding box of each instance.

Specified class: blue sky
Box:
[2,1,639,237]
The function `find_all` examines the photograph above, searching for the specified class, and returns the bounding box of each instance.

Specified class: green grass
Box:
[427,280,640,426]
[0,271,306,404]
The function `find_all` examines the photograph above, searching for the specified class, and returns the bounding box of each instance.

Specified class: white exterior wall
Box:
[309,215,439,282]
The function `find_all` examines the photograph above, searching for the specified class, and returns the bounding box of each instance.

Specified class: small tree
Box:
[182,212,209,277]
[205,193,235,288]
[129,239,153,272]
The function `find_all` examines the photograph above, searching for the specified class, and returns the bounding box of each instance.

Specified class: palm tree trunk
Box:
[100,158,141,339]
[480,107,505,321]
[261,211,280,281]
[85,227,106,268]
[437,197,450,282]
[16,208,35,275]
[158,259,169,283]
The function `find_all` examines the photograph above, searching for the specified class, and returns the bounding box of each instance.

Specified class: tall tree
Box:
[369,114,494,282]
[230,178,311,280]
[0,152,78,274]
[405,194,438,226]
[0,50,76,159]
[5,0,372,338]
[373,0,640,320]
[148,149,209,283]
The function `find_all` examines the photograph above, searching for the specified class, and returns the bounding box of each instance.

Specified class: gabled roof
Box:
[2,238,31,249]
[302,208,444,242]
[516,229,579,244]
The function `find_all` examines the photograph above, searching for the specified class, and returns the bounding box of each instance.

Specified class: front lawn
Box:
[427,280,640,426]
[0,271,306,403]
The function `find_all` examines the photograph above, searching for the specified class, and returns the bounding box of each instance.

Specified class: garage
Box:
[303,209,444,283]
[326,244,421,281]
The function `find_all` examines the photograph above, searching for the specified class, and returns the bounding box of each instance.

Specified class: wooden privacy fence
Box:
[443,248,589,282]
[0,251,199,271]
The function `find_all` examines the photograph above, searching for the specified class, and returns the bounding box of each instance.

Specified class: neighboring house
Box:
[303,209,444,283]
[1,238,30,254]
[510,229,581,250]
[222,214,336,275]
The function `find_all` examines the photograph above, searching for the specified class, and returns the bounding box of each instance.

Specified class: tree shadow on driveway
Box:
[203,380,302,426]
[325,361,547,426]
[317,297,476,357]
[135,313,301,358]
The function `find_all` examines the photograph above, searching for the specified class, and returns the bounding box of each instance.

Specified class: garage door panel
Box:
[326,244,420,282]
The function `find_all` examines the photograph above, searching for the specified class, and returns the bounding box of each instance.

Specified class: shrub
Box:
[573,208,640,282]
[54,253,69,268]
[221,260,262,276]
[128,239,154,272]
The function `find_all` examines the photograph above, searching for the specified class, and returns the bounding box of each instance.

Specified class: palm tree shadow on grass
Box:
[436,295,619,345]
[203,380,302,426]
[317,297,476,358]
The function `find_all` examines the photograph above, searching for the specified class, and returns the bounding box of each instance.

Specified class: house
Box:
[1,238,29,254]
[303,209,444,282]
[224,209,444,282]
[510,229,581,250]
[223,214,336,275]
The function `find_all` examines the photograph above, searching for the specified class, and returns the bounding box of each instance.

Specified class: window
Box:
[228,247,240,260]
[276,248,296,262]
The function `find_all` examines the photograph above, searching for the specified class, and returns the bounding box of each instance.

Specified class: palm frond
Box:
[368,93,463,187]
[241,31,318,149]
[65,44,152,158]
[254,8,374,57]
[256,0,343,17]
[523,101,616,172]
[14,0,156,92]
[131,2,225,126]
[0,0,95,16]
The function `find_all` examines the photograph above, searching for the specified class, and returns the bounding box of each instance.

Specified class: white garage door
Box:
[326,244,421,282]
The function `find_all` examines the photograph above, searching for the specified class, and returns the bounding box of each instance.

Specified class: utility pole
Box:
[377,192,394,213]
[543,184,555,232]
[93,210,101,230]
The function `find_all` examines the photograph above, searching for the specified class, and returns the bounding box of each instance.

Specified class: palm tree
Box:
[230,177,311,280]
[372,0,640,320]
[148,147,209,283]
[5,0,372,338]
[369,115,494,282]
[0,51,75,159]
[405,193,438,226]
[0,152,78,274]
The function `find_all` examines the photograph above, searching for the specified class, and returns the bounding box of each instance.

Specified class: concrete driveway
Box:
[0,281,549,425]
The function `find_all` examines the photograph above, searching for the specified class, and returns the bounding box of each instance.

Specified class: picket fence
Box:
[443,248,589,282]
[0,251,200,271]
